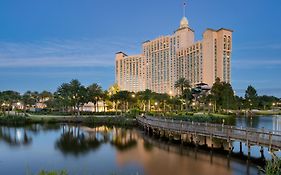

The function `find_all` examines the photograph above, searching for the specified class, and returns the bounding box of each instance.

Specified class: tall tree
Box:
[114,91,131,113]
[175,78,190,96]
[1,90,21,116]
[210,78,236,111]
[137,89,153,112]
[87,83,103,112]
[245,85,258,109]
[57,79,86,116]
[22,91,38,114]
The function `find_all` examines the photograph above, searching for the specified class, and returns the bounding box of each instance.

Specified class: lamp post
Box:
[209,102,212,113]
[155,102,158,112]
[272,102,276,111]
[131,94,136,109]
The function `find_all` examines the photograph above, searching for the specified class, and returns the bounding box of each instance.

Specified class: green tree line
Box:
[0,78,280,116]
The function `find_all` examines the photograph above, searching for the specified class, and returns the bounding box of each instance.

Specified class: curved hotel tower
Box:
[115,14,232,95]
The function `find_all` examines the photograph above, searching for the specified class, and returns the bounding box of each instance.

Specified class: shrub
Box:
[262,154,281,175]
[37,170,68,175]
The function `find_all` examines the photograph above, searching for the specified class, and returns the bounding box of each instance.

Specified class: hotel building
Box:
[115,14,232,95]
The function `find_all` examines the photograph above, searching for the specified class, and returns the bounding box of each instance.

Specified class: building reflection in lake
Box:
[55,125,138,156]
[273,116,281,131]
[0,124,260,175]
[0,126,32,146]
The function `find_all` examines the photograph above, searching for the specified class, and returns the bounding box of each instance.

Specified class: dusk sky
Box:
[0,0,281,97]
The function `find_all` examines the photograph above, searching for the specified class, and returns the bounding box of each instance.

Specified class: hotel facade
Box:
[115,15,232,95]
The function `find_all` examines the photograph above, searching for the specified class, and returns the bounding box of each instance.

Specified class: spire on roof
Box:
[179,1,189,29]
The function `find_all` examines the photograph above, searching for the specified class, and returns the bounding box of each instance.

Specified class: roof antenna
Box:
[183,1,187,17]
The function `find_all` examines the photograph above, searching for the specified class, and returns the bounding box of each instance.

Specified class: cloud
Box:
[234,42,281,51]
[232,58,281,69]
[0,38,139,67]
[0,69,113,78]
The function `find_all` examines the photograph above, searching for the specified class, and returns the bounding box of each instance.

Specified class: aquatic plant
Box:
[259,154,281,175]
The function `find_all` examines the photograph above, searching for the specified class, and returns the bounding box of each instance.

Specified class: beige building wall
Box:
[202,29,232,85]
[115,52,146,92]
[143,36,171,94]
[115,16,232,95]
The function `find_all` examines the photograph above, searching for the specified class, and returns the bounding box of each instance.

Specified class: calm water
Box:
[0,115,280,175]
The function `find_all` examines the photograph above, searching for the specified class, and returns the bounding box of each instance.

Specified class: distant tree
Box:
[114,91,131,113]
[221,83,237,110]
[87,83,103,112]
[57,79,87,116]
[39,91,53,101]
[175,78,190,97]
[210,78,236,111]
[108,83,120,95]
[0,90,21,116]
[137,89,153,112]
[245,85,258,109]
[22,91,38,114]
[183,88,193,111]
[101,90,109,112]
[153,93,170,112]
[108,84,120,111]
[210,78,223,112]
[257,95,280,110]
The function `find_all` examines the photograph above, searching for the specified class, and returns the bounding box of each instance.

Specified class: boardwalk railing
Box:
[137,116,281,150]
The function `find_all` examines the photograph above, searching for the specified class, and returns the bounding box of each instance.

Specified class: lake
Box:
[0,115,280,175]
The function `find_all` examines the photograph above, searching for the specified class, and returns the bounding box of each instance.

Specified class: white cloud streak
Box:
[232,58,281,69]
[234,42,281,51]
[0,38,139,67]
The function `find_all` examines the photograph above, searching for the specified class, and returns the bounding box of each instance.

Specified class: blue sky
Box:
[0,0,281,97]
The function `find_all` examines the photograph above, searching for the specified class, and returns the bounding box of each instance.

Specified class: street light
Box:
[169,91,173,96]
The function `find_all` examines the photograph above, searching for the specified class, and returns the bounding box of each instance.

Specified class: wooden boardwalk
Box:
[137,116,281,151]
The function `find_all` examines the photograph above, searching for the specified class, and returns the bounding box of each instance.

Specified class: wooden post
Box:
[269,132,272,152]
[210,134,213,151]
[260,146,265,159]
[247,144,251,159]
[204,136,207,146]
[228,137,232,155]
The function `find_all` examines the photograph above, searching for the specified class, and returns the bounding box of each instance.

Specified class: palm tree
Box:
[101,90,109,112]
[153,93,169,113]
[115,91,130,113]
[87,83,103,112]
[137,89,153,112]
[175,78,191,111]
[22,91,37,115]
[1,90,21,116]
[175,78,191,96]
[69,80,87,116]
[108,84,120,112]
[56,79,87,116]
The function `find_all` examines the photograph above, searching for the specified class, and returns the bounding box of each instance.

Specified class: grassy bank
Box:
[259,154,281,175]
[253,110,281,116]
[0,114,136,127]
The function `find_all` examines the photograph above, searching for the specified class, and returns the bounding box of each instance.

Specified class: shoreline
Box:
[0,115,137,127]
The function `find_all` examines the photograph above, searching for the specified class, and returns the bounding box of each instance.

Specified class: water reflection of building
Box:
[273,117,281,131]
[0,126,32,146]
[55,126,137,156]
[115,133,235,175]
